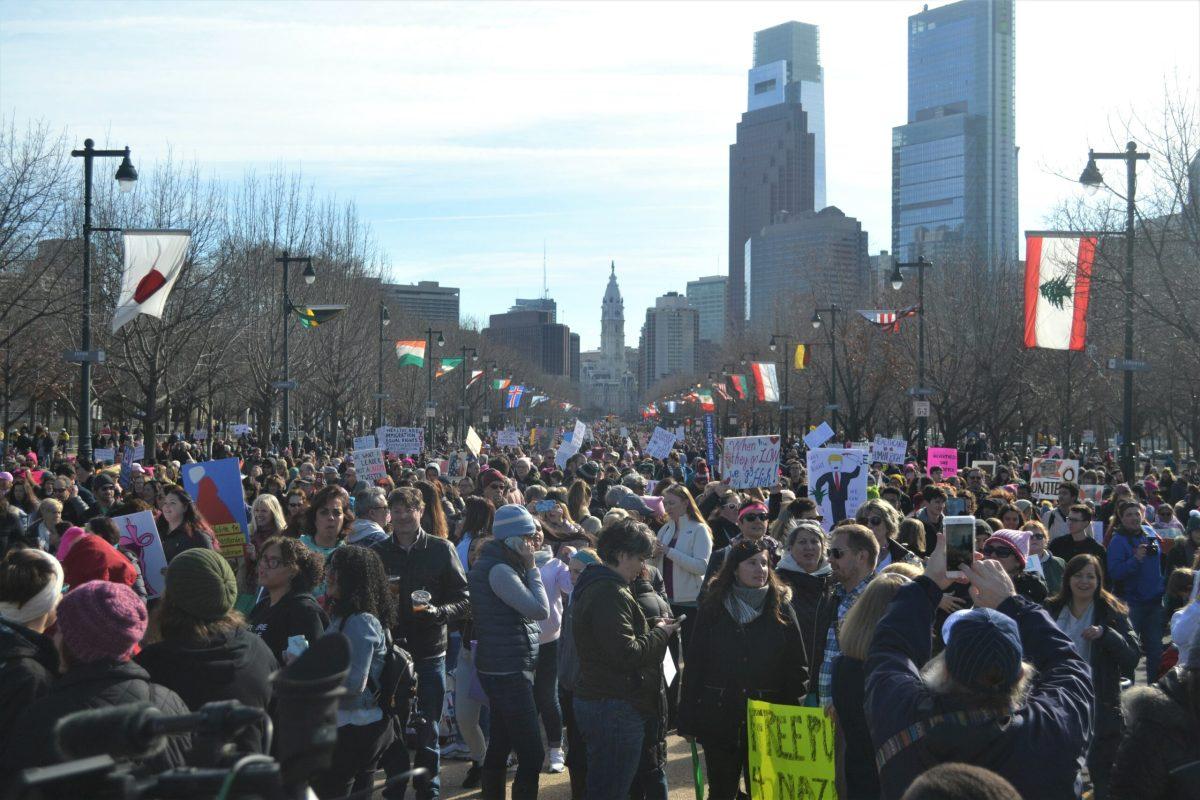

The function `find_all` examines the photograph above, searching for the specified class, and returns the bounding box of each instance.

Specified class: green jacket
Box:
[571,564,670,714]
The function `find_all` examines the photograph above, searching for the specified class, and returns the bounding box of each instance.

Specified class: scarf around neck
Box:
[724,582,769,625]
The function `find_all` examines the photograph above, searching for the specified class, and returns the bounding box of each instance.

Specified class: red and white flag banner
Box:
[1023,233,1096,351]
[113,230,191,333]
[750,362,780,403]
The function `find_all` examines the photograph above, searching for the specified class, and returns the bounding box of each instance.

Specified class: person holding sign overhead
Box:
[677,539,807,800]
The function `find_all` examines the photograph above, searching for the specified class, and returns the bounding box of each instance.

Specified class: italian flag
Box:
[696,389,715,412]
[750,362,780,402]
[1024,233,1096,351]
[396,340,425,367]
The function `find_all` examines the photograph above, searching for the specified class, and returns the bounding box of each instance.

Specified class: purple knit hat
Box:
[984,530,1031,569]
[57,581,147,663]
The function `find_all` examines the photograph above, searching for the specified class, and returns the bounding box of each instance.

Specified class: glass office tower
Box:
[891,0,1017,268]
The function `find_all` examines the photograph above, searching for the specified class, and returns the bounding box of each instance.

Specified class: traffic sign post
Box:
[913,400,931,418]
[1107,358,1150,372]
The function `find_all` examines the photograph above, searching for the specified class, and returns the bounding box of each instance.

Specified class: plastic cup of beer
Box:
[411,589,432,613]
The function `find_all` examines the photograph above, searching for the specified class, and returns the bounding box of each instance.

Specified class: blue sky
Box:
[1,0,1195,349]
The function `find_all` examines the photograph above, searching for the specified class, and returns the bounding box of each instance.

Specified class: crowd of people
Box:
[0,425,1199,800]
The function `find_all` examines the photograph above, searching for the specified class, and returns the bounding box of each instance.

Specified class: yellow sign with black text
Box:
[746,699,837,800]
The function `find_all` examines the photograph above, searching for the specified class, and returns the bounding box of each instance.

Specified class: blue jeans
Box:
[1128,601,1164,683]
[383,655,445,799]
[574,697,645,800]
[533,639,562,747]
[479,672,544,799]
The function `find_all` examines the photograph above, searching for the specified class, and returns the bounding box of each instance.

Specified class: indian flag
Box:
[396,340,425,367]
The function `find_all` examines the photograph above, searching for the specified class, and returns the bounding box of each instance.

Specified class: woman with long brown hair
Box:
[158,484,219,563]
[417,479,450,538]
[678,539,807,799]
[1046,554,1140,799]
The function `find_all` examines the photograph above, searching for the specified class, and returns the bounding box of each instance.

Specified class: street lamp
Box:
[1080,142,1149,481]
[70,139,137,462]
[890,256,934,463]
[482,360,497,430]
[768,333,794,443]
[375,303,390,429]
[459,346,479,440]
[739,352,758,433]
[811,305,842,435]
[275,252,314,450]
[425,327,444,451]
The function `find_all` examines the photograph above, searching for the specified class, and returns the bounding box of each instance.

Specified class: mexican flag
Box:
[396,340,425,367]
[1024,233,1096,351]
[696,389,715,412]
[750,362,780,402]
[295,305,348,328]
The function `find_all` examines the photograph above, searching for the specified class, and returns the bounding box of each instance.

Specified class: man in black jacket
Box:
[375,486,470,800]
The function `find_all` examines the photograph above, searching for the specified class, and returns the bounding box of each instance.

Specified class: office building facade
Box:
[482,309,573,379]
[686,275,727,346]
[891,0,1017,268]
[638,292,699,392]
[747,208,869,333]
[728,22,822,338]
[383,280,460,327]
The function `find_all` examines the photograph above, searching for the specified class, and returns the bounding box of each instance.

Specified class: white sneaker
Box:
[548,747,565,774]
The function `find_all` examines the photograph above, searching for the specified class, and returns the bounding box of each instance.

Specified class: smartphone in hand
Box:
[944,516,977,579]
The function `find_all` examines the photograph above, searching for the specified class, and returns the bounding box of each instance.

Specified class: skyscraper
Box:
[685,275,727,345]
[638,293,699,392]
[891,0,1017,268]
[728,22,822,338]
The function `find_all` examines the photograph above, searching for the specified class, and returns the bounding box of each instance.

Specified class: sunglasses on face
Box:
[982,545,1015,558]
[741,513,768,523]
[858,516,884,526]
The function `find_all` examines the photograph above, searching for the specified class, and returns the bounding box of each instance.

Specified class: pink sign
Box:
[927,447,958,477]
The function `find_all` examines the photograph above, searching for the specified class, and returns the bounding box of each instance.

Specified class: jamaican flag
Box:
[293,304,348,328]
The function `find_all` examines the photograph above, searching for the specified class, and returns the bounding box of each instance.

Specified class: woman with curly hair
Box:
[247,535,329,663]
[313,545,399,798]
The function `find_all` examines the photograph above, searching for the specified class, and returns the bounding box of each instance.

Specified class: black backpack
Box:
[337,617,417,724]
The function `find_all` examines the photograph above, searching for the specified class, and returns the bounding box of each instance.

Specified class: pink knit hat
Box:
[984,530,1031,569]
[56,581,147,663]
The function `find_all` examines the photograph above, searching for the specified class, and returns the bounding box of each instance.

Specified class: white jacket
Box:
[653,516,713,604]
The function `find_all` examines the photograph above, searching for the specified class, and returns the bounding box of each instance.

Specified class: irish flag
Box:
[1024,233,1096,351]
[396,340,425,367]
[750,362,780,402]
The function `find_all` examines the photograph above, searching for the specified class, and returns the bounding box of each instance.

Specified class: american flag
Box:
[857,305,919,333]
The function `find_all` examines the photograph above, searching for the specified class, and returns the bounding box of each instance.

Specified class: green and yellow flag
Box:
[294,305,348,328]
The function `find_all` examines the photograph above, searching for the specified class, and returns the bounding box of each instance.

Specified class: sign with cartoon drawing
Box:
[806,448,869,531]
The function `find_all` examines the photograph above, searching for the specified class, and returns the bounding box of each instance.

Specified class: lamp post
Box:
[1080,142,1149,482]
[722,362,738,435]
[275,252,315,451]
[768,333,794,443]
[890,257,933,463]
[811,305,841,436]
[425,327,445,451]
[69,139,137,462]
[482,360,497,432]
[458,346,479,440]
[375,303,390,429]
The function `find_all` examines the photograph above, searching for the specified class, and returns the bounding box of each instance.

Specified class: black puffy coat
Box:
[677,587,808,749]
[776,565,833,672]
[248,590,329,664]
[2,659,191,774]
[0,620,59,756]
[136,627,279,755]
[1110,667,1200,800]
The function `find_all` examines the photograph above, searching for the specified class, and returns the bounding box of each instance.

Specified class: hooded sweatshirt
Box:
[61,534,140,591]
[137,627,278,755]
[346,518,389,547]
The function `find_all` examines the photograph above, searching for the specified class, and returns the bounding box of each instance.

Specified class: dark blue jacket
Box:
[1106,527,1165,606]
[467,539,539,674]
[864,576,1093,800]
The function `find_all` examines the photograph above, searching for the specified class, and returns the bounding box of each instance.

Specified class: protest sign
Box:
[573,420,587,445]
[927,447,958,476]
[619,426,629,438]
[555,440,580,470]
[971,460,997,476]
[464,427,482,457]
[93,447,116,464]
[646,427,677,460]
[353,434,376,451]
[869,435,907,465]
[497,429,520,447]
[232,424,251,436]
[1030,458,1080,500]
[704,414,716,468]
[723,435,783,490]
[807,448,868,532]
[132,444,145,461]
[746,700,836,800]
[802,422,835,450]
[114,510,167,598]
[1080,484,1105,504]
[376,426,424,455]
[675,426,685,442]
[353,447,387,482]
[119,444,135,489]
[193,429,207,441]
[181,458,250,560]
